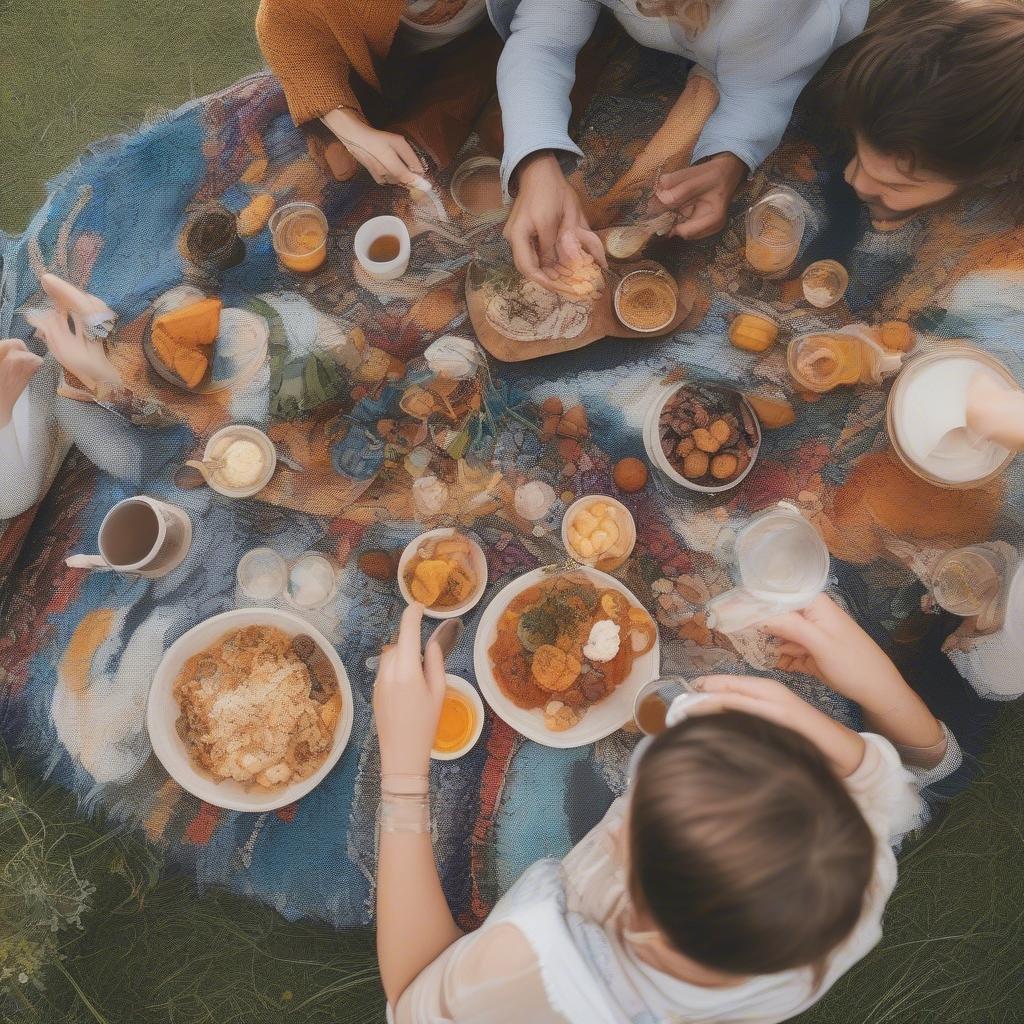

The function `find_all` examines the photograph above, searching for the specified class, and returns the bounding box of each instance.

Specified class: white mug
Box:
[354,216,411,281]
[66,496,192,578]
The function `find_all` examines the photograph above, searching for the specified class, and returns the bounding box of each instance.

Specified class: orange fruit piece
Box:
[173,347,209,389]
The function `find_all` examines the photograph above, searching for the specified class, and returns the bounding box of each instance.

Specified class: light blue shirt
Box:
[487,0,869,192]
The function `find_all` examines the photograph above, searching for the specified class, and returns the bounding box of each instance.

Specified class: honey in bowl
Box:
[368,234,402,263]
[432,687,477,755]
[614,271,678,333]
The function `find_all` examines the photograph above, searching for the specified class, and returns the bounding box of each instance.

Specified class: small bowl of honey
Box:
[269,202,328,273]
[431,674,485,760]
[354,215,411,281]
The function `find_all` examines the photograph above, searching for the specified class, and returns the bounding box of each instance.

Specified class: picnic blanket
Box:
[2,41,1023,930]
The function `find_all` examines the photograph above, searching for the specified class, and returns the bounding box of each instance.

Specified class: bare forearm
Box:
[376,783,463,1006]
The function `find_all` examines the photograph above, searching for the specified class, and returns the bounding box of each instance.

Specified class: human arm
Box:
[657,0,869,237]
[256,0,424,184]
[374,602,462,1007]
[686,674,867,777]
[763,594,947,763]
[0,339,43,429]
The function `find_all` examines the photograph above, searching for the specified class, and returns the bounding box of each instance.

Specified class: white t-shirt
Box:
[396,733,930,1023]
[400,0,488,53]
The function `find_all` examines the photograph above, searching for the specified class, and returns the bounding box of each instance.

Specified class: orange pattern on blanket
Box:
[59,608,115,694]
[822,451,1003,564]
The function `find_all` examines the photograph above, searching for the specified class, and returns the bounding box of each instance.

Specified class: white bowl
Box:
[431,674,486,761]
[613,268,678,334]
[473,566,660,749]
[146,608,353,812]
[203,425,277,498]
[561,495,637,571]
[354,215,411,281]
[397,528,488,620]
[643,383,761,494]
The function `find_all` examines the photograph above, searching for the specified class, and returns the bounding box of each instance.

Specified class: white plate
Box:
[147,608,354,812]
[473,566,660,748]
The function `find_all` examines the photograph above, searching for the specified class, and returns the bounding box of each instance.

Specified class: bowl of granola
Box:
[147,608,353,812]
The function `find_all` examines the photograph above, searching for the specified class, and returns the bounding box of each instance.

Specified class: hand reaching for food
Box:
[544,230,606,301]
[373,602,446,776]
[686,673,866,777]
[656,152,748,240]
[0,339,44,428]
[504,152,606,292]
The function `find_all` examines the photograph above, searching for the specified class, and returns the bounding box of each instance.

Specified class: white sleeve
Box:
[394,923,570,1024]
[845,733,928,848]
[0,360,67,520]
[496,0,601,193]
[691,0,869,171]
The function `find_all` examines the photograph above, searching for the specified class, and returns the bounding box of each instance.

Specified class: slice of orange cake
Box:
[153,297,222,348]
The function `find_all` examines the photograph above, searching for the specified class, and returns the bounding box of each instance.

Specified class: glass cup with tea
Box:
[632,677,693,736]
[354,215,411,281]
[65,496,193,578]
[269,202,329,274]
[744,186,812,278]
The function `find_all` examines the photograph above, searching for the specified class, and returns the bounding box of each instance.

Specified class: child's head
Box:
[833,0,1024,222]
[628,711,874,978]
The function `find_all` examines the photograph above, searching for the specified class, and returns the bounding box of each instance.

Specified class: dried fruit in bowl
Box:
[410,559,452,605]
[532,645,583,691]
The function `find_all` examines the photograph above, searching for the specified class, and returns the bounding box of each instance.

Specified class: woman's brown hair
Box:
[629,711,875,979]
[830,0,1024,219]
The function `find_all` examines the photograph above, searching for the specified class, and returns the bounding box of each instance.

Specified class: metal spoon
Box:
[428,618,464,662]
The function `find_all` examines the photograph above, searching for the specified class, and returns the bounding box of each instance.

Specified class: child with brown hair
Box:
[371,594,954,1022]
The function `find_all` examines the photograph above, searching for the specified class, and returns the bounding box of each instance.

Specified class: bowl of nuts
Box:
[644,382,761,493]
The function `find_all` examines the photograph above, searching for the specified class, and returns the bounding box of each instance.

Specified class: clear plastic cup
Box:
[236,547,288,603]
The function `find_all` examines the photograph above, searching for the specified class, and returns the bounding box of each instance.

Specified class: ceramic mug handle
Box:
[65,554,110,572]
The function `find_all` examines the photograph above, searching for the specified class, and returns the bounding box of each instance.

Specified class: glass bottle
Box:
[788,326,902,393]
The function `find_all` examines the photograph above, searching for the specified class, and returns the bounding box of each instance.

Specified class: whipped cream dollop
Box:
[583,619,621,663]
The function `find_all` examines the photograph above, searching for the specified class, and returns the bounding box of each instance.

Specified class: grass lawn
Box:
[2,2,1023,1022]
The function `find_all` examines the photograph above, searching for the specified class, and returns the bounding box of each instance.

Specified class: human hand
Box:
[24,308,119,392]
[687,673,866,777]
[655,152,747,240]
[763,594,903,707]
[504,152,605,290]
[322,108,425,186]
[0,339,44,428]
[965,371,1024,450]
[373,602,446,777]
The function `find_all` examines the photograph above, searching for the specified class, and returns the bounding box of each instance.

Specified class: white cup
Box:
[354,216,411,281]
[66,496,192,578]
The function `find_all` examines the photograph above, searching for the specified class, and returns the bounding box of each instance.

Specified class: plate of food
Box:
[140,288,269,393]
[147,608,353,812]
[473,567,659,747]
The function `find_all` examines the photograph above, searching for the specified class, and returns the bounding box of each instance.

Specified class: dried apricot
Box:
[692,428,721,453]
[711,453,739,480]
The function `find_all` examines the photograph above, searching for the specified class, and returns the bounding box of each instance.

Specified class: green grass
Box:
[2,2,1023,1021]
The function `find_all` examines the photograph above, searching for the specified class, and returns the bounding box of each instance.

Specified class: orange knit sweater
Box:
[256,0,406,126]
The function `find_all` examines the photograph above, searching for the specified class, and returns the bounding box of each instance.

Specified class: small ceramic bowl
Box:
[613,268,679,334]
[354,215,411,281]
[203,425,277,498]
[397,528,488,620]
[561,495,637,572]
[643,383,761,495]
[430,674,486,761]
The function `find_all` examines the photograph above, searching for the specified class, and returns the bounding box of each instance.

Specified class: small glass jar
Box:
[269,202,328,273]
[236,547,288,603]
